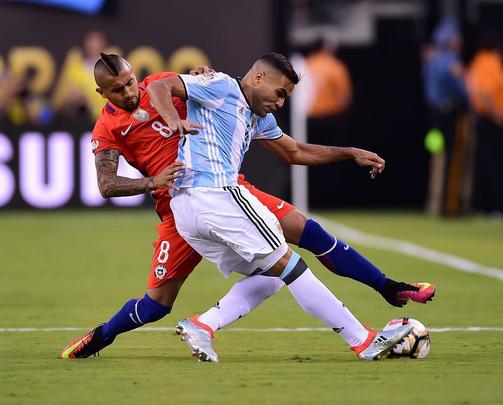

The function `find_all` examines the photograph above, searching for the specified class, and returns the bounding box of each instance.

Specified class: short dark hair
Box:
[94,52,122,77]
[258,53,299,84]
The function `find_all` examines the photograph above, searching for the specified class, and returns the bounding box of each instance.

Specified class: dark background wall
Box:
[0,0,275,76]
[0,0,287,209]
[310,17,430,209]
[0,0,500,210]
[245,9,432,209]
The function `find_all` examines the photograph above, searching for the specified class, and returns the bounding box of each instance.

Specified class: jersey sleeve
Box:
[140,71,187,119]
[253,113,283,140]
[91,117,122,155]
[179,71,232,109]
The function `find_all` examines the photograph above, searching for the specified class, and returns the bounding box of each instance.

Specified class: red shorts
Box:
[147,174,296,288]
[238,174,296,221]
[147,215,202,288]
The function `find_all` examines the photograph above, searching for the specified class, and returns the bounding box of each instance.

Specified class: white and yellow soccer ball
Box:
[383,317,431,359]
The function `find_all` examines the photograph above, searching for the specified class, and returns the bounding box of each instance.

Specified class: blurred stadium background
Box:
[1,1,502,404]
[1,0,502,214]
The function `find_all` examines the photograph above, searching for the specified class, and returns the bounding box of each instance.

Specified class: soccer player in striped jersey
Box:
[148,53,428,361]
[59,54,434,361]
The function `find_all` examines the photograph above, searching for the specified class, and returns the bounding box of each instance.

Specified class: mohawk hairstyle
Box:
[94,52,122,76]
[258,53,299,84]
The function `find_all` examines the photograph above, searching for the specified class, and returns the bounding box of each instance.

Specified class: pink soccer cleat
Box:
[396,282,436,304]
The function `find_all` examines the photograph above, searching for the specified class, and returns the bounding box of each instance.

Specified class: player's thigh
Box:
[148,219,202,290]
[172,186,284,256]
[213,185,288,271]
[181,234,257,277]
[277,209,308,245]
[238,174,305,244]
[172,186,287,274]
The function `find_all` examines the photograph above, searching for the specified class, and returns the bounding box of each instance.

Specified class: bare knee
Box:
[147,276,188,308]
[264,249,293,277]
[280,209,307,245]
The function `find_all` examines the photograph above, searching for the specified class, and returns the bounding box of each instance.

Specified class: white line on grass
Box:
[312,215,503,281]
[1,327,502,333]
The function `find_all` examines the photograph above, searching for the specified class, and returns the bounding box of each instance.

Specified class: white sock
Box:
[197,275,284,331]
[287,269,369,347]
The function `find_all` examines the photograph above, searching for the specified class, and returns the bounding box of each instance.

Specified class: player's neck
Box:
[238,75,251,95]
[237,75,255,112]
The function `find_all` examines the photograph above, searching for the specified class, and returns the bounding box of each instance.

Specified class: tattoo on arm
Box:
[95,149,151,198]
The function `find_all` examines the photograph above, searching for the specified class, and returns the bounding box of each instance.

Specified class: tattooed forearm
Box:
[95,149,152,198]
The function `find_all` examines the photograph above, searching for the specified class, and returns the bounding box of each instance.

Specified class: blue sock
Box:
[101,293,171,342]
[298,219,388,292]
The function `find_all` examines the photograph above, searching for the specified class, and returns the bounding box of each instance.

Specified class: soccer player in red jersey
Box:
[60,54,434,359]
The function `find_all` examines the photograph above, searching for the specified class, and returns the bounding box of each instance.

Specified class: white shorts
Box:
[170,185,288,278]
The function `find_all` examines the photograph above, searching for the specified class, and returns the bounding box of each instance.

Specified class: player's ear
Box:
[253,71,264,86]
[96,87,105,98]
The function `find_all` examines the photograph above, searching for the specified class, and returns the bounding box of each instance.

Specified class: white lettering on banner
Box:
[0,133,15,206]
[1,131,148,208]
[80,132,106,206]
[19,132,74,208]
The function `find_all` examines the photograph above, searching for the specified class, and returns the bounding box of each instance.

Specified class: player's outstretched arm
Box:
[148,77,202,136]
[95,149,184,197]
[259,133,385,178]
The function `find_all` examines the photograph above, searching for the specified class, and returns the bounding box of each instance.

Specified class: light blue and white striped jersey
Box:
[175,71,283,188]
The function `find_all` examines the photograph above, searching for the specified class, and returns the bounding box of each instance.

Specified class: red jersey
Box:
[91,72,186,220]
[91,73,296,289]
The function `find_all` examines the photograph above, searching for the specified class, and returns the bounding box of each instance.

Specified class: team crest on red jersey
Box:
[154,265,168,279]
[132,108,150,122]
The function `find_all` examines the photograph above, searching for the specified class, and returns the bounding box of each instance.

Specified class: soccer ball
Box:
[383,317,431,359]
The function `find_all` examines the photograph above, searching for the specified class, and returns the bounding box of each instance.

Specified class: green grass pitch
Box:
[0,210,502,404]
